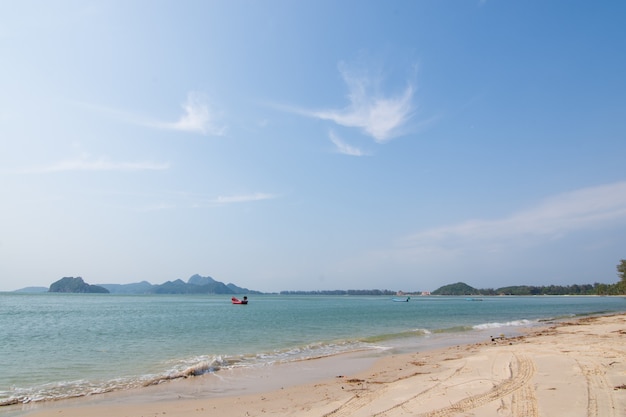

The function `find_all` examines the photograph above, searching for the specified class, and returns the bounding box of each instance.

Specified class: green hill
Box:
[431,282,481,296]
[49,277,109,293]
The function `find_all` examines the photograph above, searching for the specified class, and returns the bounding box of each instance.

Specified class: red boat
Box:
[231,296,248,305]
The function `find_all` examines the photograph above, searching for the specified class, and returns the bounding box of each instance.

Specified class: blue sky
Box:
[1,1,625,292]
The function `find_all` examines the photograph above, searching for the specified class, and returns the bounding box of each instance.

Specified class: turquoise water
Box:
[1,293,624,408]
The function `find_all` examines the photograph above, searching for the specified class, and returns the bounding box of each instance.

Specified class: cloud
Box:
[328,130,368,156]
[213,193,276,204]
[306,64,415,143]
[133,192,276,212]
[403,181,626,251]
[114,191,277,212]
[19,154,170,174]
[156,92,226,136]
[73,92,226,136]
[268,63,416,143]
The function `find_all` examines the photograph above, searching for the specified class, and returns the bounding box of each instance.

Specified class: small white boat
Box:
[392,297,410,302]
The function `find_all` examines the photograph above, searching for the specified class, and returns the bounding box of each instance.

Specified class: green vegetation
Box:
[432,282,620,296]
[617,259,626,294]
[487,284,607,296]
[431,282,482,296]
[47,274,259,295]
[433,259,626,296]
[49,277,109,293]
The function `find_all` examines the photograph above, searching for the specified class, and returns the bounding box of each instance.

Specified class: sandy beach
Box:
[21,313,626,417]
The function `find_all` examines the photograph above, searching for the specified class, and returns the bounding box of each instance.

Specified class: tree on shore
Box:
[617,259,626,294]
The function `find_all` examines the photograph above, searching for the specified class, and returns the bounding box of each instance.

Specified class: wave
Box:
[360,328,431,343]
[1,356,229,406]
[472,319,533,330]
[536,310,617,323]
[1,341,377,406]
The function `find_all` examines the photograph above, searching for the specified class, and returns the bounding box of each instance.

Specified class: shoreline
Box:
[5,330,492,416]
[12,312,626,417]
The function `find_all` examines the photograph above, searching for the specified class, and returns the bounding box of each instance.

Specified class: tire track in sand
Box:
[416,353,536,417]
[325,353,536,417]
[322,364,466,417]
[511,383,538,417]
[576,358,616,417]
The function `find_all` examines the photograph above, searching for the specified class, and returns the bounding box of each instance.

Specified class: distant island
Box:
[14,286,49,293]
[13,259,626,296]
[99,274,261,295]
[40,274,261,295]
[49,277,109,293]
[431,281,624,296]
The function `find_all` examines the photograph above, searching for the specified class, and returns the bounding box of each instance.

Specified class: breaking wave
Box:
[1,341,376,406]
[473,319,533,330]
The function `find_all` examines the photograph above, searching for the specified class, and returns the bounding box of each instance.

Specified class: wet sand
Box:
[19,313,626,417]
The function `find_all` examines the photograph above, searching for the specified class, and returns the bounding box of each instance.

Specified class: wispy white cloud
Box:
[328,130,368,156]
[270,63,420,143]
[316,84,413,143]
[123,192,277,212]
[76,92,226,136]
[19,154,170,174]
[154,92,227,136]
[404,181,626,251]
[293,64,416,143]
[213,193,276,204]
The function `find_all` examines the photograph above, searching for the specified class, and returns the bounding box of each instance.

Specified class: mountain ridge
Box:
[98,274,259,295]
[12,274,260,295]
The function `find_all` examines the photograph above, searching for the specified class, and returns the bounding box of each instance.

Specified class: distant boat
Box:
[465,297,483,301]
[392,296,410,302]
[231,296,248,305]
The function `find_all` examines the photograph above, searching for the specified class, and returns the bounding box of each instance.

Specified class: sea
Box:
[1,292,625,414]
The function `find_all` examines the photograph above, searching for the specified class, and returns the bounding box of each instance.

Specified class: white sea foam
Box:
[473,319,532,330]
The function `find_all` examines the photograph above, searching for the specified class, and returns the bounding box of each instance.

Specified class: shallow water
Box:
[1,292,624,409]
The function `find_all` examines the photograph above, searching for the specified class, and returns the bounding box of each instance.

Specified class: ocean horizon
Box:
[2,292,625,415]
